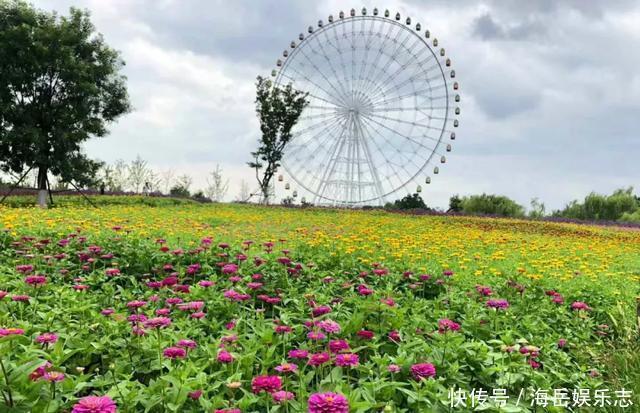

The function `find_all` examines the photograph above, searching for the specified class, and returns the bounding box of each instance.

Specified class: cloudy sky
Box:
[33,0,640,210]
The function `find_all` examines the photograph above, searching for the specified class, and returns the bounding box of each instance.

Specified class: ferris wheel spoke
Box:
[313,27,351,101]
[279,68,345,108]
[358,116,417,195]
[356,23,413,102]
[371,80,446,107]
[356,20,399,98]
[286,118,347,180]
[362,112,444,142]
[288,113,346,155]
[367,53,439,104]
[294,43,351,108]
[359,115,434,173]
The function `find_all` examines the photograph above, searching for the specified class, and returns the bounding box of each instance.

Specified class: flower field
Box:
[1,200,639,412]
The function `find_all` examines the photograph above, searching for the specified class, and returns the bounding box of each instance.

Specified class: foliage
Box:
[448,195,462,213]
[0,203,638,411]
[169,185,190,199]
[0,1,130,205]
[528,197,546,219]
[249,76,308,204]
[554,187,639,222]
[386,193,428,210]
[458,194,525,218]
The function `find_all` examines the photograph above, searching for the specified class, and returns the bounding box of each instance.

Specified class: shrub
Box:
[459,193,525,218]
[386,193,428,210]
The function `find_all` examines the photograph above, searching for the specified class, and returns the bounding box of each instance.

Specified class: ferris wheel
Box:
[272,7,460,206]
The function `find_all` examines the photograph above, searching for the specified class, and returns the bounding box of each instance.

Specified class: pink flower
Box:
[163,347,187,359]
[177,339,197,349]
[188,390,203,400]
[215,409,241,413]
[275,325,293,334]
[143,317,172,329]
[475,285,492,296]
[288,349,309,360]
[571,301,591,311]
[317,320,341,334]
[356,330,374,340]
[311,305,331,317]
[251,375,282,394]
[43,371,65,382]
[0,328,24,336]
[486,299,509,309]
[105,268,120,277]
[222,263,238,275]
[217,350,234,363]
[438,319,461,333]
[335,353,359,367]
[36,332,58,345]
[30,362,52,381]
[388,364,401,373]
[388,330,401,342]
[25,275,47,286]
[309,352,331,366]
[275,363,298,374]
[126,300,147,309]
[71,395,117,413]
[328,340,350,353]
[12,294,30,302]
[308,392,349,413]
[307,331,326,341]
[557,339,567,348]
[198,280,214,288]
[410,363,436,380]
[273,390,295,404]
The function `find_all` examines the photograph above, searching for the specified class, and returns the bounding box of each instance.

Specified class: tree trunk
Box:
[37,167,48,208]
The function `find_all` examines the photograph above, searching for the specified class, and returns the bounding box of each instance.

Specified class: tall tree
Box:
[249,76,308,204]
[204,164,229,202]
[0,1,130,206]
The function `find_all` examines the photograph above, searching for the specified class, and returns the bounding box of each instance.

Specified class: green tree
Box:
[0,1,130,207]
[554,187,638,221]
[448,194,462,213]
[386,193,429,210]
[249,76,308,204]
[528,197,546,219]
[459,193,525,218]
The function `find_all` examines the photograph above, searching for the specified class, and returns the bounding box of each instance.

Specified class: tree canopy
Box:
[249,76,308,204]
[0,0,130,205]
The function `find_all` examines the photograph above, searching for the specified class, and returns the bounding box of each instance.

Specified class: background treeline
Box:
[385,187,640,223]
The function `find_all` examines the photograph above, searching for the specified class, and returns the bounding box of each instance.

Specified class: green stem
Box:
[0,357,13,407]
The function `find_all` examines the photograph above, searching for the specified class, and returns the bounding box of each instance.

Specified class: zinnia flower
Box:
[438,319,461,333]
[486,299,509,309]
[309,352,331,366]
[251,375,282,394]
[335,353,359,367]
[328,339,350,353]
[273,390,295,404]
[570,301,591,311]
[36,332,58,345]
[163,347,187,359]
[275,363,298,374]
[410,363,436,380]
[71,395,117,413]
[217,350,234,363]
[308,392,349,413]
